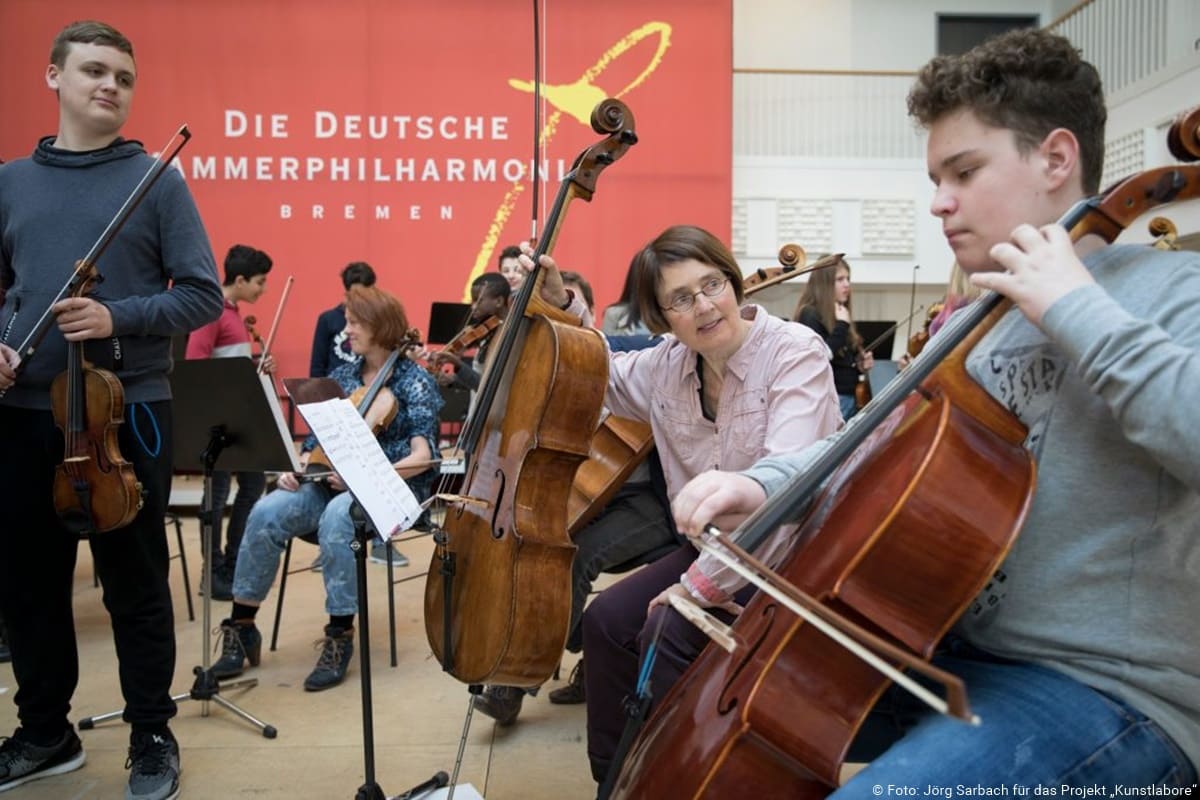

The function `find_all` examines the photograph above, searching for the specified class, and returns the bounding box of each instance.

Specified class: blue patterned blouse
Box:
[301,357,444,501]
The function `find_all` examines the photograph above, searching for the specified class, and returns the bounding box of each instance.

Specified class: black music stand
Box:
[427,302,472,345]
[81,358,298,737]
[288,392,449,800]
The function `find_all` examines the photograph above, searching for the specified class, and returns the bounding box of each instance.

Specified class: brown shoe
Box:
[473,685,525,726]
[548,659,585,705]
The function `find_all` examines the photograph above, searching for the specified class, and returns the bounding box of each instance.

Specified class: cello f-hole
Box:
[489,468,507,540]
[717,604,777,714]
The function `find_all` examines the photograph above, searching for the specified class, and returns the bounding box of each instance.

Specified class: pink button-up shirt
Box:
[603,304,842,604]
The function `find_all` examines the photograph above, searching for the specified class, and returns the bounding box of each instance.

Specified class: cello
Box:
[424,98,637,687]
[609,150,1200,797]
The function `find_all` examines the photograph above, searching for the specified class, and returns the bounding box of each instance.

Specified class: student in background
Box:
[310,261,376,377]
[186,243,275,600]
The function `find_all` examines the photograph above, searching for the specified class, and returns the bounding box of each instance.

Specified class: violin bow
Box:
[861,304,926,356]
[905,263,920,344]
[4,125,191,391]
[257,275,294,376]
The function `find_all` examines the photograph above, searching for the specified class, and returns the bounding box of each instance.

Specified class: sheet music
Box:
[296,398,421,540]
[260,373,303,472]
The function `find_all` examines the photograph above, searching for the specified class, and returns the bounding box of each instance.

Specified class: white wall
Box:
[733,0,1051,71]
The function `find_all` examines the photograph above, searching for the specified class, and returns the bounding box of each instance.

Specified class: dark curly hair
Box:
[907,28,1106,193]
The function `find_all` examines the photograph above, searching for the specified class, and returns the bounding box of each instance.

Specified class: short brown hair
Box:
[51,21,134,68]
[907,28,1106,193]
[633,225,744,335]
[344,285,410,352]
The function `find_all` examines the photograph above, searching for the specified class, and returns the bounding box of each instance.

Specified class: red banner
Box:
[0,1,732,379]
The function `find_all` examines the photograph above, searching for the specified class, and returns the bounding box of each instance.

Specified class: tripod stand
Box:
[82,358,298,736]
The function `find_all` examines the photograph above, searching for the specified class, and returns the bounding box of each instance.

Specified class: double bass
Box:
[609,143,1200,797]
[424,98,638,687]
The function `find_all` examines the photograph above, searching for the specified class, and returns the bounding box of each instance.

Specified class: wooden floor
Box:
[0,479,595,799]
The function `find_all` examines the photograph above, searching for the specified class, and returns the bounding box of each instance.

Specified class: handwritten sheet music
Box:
[296,398,421,540]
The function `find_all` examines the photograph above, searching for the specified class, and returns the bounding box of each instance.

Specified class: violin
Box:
[51,261,144,535]
[426,315,501,374]
[244,315,265,351]
[742,248,844,298]
[306,328,421,475]
[15,127,191,533]
[906,300,944,359]
[609,150,1200,799]
[741,243,807,296]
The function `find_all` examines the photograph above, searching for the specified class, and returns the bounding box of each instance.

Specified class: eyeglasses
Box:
[660,276,729,314]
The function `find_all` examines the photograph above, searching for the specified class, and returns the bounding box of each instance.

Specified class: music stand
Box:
[856,320,898,361]
[427,302,472,345]
[81,358,298,737]
[290,395,448,800]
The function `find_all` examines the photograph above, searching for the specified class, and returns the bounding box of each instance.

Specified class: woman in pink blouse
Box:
[528,225,842,787]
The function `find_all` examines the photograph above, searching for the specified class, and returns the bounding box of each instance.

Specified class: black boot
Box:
[549,659,585,704]
[303,625,354,691]
[473,685,526,726]
[212,619,262,679]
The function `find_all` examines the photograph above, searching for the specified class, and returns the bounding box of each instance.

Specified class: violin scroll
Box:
[778,242,806,268]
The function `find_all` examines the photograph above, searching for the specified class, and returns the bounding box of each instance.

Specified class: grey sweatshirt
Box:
[743,244,1200,773]
[0,136,222,409]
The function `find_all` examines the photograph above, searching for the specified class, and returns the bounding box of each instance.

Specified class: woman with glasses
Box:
[522,224,842,786]
[794,255,874,420]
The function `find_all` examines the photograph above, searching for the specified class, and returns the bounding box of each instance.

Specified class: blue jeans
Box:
[836,643,1197,796]
[839,393,858,420]
[232,483,359,616]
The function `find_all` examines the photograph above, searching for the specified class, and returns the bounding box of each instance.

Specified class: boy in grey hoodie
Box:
[664,29,1198,793]
[0,20,221,800]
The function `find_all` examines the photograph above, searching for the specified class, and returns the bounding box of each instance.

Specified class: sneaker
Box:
[125,730,180,800]
[473,685,525,726]
[211,619,262,680]
[303,625,354,691]
[368,540,409,568]
[0,727,86,792]
[549,659,586,704]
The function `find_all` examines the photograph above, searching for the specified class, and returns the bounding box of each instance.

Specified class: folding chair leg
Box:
[169,513,195,622]
[270,538,293,652]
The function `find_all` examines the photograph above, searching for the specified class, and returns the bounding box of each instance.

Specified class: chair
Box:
[165,512,196,622]
[270,527,426,668]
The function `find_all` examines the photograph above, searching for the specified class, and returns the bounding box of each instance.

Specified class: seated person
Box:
[424,272,510,392]
[497,244,528,291]
[634,29,1200,793]
[561,270,596,322]
[310,261,376,377]
[213,285,442,691]
[473,225,842,727]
